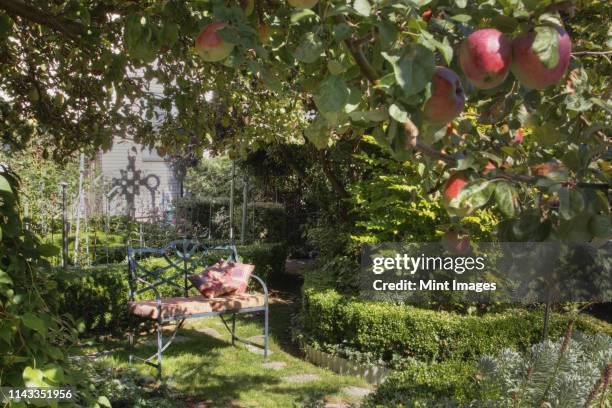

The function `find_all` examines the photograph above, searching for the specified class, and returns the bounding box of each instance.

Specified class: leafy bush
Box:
[349,153,499,245]
[56,264,131,332]
[478,328,612,407]
[0,168,103,405]
[176,196,287,243]
[300,285,611,368]
[239,242,287,282]
[363,361,477,407]
[57,242,287,333]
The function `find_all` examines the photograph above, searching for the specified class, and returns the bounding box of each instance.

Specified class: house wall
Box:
[98,137,180,218]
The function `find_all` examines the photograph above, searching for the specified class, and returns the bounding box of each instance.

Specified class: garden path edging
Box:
[304,345,388,385]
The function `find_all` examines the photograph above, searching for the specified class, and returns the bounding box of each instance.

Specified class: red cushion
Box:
[189,260,255,298]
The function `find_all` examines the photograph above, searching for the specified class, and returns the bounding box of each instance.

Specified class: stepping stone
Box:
[324,404,349,408]
[245,344,273,356]
[284,374,320,383]
[342,386,372,398]
[196,327,223,339]
[262,361,286,370]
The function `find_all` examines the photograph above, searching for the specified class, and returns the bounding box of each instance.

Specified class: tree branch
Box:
[0,0,85,42]
[334,15,378,84]
[404,126,610,190]
[572,50,612,56]
[317,149,351,199]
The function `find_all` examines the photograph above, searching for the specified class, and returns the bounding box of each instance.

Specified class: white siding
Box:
[100,137,179,218]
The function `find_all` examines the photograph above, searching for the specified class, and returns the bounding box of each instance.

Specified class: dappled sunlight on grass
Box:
[94,302,370,407]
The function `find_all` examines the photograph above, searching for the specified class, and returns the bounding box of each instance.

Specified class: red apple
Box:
[482,161,497,175]
[441,230,471,254]
[423,66,465,124]
[195,22,235,62]
[511,26,572,89]
[459,29,512,89]
[443,173,468,205]
[287,0,318,9]
[515,128,523,144]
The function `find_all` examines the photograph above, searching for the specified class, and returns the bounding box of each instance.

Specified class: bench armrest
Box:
[249,274,269,301]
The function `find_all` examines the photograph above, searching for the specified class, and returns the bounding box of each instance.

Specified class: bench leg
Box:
[128,330,134,365]
[156,321,163,379]
[264,304,269,359]
[231,313,236,346]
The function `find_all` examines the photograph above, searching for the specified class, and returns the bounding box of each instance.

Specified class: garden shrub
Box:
[0,168,103,405]
[477,330,612,406]
[362,361,478,407]
[176,196,287,242]
[300,284,612,367]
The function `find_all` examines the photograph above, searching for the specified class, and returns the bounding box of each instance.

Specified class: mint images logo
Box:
[361,242,611,304]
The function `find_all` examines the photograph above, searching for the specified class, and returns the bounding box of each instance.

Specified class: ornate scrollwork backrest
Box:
[127,239,238,301]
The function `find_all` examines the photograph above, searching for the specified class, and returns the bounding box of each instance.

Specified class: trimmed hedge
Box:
[57,242,287,333]
[176,197,287,243]
[362,361,477,407]
[301,287,611,365]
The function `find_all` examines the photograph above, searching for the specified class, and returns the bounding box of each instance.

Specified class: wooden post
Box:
[241,175,248,245]
[229,161,235,241]
[60,182,68,268]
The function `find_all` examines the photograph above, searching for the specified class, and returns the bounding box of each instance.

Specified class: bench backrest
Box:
[127,239,238,301]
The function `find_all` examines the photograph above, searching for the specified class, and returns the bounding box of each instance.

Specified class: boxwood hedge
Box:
[362,360,478,407]
[300,277,611,366]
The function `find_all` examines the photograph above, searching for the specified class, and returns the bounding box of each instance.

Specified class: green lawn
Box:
[93,301,371,407]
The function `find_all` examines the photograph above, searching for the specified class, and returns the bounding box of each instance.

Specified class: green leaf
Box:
[533,26,560,69]
[388,103,409,123]
[559,188,585,220]
[0,175,12,194]
[160,23,179,46]
[451,180,496,215]
[382,44,435,97]
[532,123,565,145]
[43,364,65,384]
[354,0,372,16]
[314,76,350,113]
[97,396,112,408]
[327,60,346,75]
[0,269,13,285]
[450,14,471,23]
[290,9,318,24]
[23,367,46,387]
[332,23,351,42]
[304,115,330,149]
[294,32,323,63]
[494,182,517,217]
[21,312,47,337]
[348,110,388,122]
[588,215,611,238]
[377,21,397,48]
[559,215,592,243]
[454,0,467,8]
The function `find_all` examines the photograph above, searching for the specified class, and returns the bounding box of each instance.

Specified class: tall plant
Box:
[0,168,105,406]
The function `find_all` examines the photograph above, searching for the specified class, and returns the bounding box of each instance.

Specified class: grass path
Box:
[95,295,371,407]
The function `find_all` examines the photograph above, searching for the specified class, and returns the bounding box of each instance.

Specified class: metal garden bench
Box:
[126,240,269,378]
